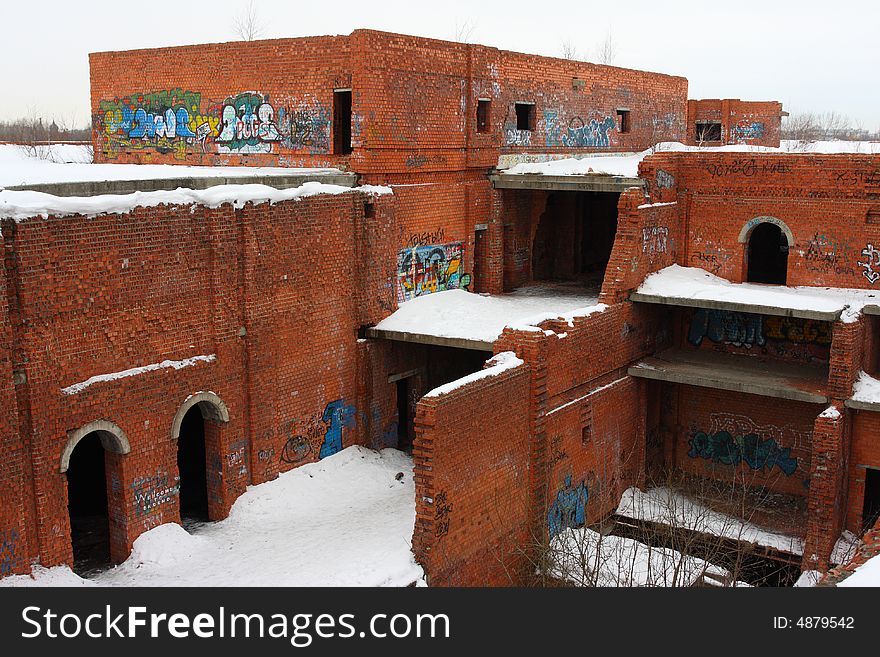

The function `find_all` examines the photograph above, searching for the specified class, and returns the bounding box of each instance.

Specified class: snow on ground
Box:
[373,286,602,344]
[0,446,424,587]
[0,144,342,189]
[549,527,736,587]
[836,553,880,586]
[851,370,880,404]
[500,140,880,178]
[636,265,880,322]
[617,487,859,564]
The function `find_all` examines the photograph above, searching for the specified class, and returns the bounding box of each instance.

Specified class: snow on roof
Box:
[819,405,841,420]
[0,181,391,221]
[636,265,880,322]
[0,144,343,188]
[424,351,523,398]
[498,140,880,178]
[373,286,601,345]
[851,371,880,404]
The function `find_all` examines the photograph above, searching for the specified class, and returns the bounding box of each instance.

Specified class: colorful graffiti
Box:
[318,400,358,459]
[545,110,615,148]
[858,243,880,284]
[731,120,765,142]
[396,242,472,302]
[688,430,797,476]
[215,92,281,153]
[763,316,832,345]
[687,308,766,348]
[98,89,333,159]
[547,475,589,538]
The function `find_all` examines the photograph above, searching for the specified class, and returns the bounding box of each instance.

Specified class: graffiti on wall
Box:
[505,128,532,147]
[803,232,855,277]
[656,169,675,189]
[687,413,807,478]
[277,399,358,464]
[642,226,669,255]
[687,308,766,348]
[544,110,615,148]
[858,243,880,284]
[130,469,180,516]
[763,316,832,345]
[731,120,765,142]
[433,490,453,539]
[98,89,332,158]
[396,242,472,302]
[547,475,589,538]
[0,529,18,576]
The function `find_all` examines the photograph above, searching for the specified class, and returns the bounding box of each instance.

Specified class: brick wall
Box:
[0,188,395,570]
[686,99,783,148]
[412,356,531,586]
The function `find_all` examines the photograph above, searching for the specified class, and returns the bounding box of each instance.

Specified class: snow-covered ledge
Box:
[632,265,880,322]
[846,370,880,411]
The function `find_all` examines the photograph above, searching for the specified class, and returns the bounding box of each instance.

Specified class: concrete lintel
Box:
[8,173,358,197]
[489,173,645,193]
[862,304,880,316]
[365,327,493,352]
[628,292,842,322]
[844,398,880,411]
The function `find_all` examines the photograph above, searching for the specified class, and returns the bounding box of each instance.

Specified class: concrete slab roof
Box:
[628,347,829,404]
[489,172,645,193]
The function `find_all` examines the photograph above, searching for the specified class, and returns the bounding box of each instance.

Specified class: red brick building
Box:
[5,29,878,586]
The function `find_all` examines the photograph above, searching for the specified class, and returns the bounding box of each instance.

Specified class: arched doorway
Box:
[171,392,230,527]
[61,420,129,574]
[746,222,789,284]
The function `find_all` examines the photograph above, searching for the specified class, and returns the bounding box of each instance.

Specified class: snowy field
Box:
[0,144,341,189]
[0,447,424,587]
[374,286,602,344]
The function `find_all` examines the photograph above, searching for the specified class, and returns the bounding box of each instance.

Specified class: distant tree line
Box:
[782,111,880,142]
[0,116,91,143]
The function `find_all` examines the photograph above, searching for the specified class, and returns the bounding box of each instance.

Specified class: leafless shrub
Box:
[596,29,617,65]
[561,40,580,61]
[453,19,476,44]
[233,0,265,41]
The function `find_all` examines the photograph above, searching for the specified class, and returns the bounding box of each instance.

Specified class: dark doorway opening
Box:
[178,406,209,526]
[863,468,880,532]
[67,432,110,575]
[397,379,412,453]
[333,90,352,155]
[473,228,488,293]
[532,191,618,286]
[747,222,788,284]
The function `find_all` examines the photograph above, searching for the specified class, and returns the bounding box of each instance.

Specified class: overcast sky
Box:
[2,0,878,130]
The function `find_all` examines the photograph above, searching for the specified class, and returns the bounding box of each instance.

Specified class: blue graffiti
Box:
[688,430,798,476]
[688,308,766,348]
[128,106,197,140]
[547,475,589,538]
[0,528,19,576]
[561,116,616,148]
[732,121,765,142]
[318,399,357,459]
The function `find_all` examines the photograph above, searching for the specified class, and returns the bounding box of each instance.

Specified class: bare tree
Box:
[453,19,476,44]
[561,40,580,61]
[596,29,617,65]
[233,0,265,41]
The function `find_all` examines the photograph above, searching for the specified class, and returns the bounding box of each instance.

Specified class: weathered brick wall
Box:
[1,188,394,569]
[665,385,815,498]
[649,152,880,289]
[847,410,880,531]
[90,29,689,171]
[686,99,783,147]
[412,358,531,586]
[90,35,351,167]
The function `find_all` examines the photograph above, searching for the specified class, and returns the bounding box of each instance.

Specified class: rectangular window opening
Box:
[617,109,631,134]
[333,90,352,155]
[515,103,535,131]
[477,99,491,133]
[695,120,722,143]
